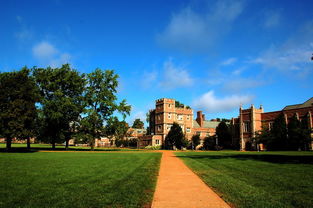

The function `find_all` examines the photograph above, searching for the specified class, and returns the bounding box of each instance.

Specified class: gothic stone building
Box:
[231,97,313,150]
[139,98,220,147]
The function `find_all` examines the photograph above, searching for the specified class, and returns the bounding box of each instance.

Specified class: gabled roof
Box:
[193,120,220,128]
[283,97,313,110]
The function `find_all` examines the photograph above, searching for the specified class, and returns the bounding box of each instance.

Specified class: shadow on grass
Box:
[176,153,313,164]
[0,147,138,153]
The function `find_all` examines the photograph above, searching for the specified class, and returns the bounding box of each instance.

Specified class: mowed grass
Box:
[0,143,139,151]
[175,151,313,208]
[0,152,161,208]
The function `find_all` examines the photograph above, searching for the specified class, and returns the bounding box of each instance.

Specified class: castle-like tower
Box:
[150,98,193,141]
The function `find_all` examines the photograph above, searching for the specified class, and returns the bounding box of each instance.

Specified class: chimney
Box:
[202,114,205,121]
[196,111,204,127]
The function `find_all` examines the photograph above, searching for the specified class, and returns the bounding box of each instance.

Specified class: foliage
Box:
[0,152,161,207]
[33,64,85,149]
[164,122,186,149]
[79,69,131,150]
[176,151,313,208]
[0,67,39,149]
[191,134,200,150]
[203,136,216,150]
[132,118,144,129]
[105,116,129,147]
[216,121,232,149]
[144,145,161,150]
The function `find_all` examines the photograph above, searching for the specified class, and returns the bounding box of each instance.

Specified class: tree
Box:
[300,116,312,150]
[105,116,129,147]
[164,122,186,149]
[203,136,216,150]
[269,113,288,150]
[132,118,144,129]
[191,134,200,150]
[216,121,232,149]
[33,64,85,149]
[0,68,39,150]
[81,69,131,150]
[287,115,302,150]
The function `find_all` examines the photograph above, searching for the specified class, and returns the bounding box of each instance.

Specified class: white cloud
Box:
[157,0,244,53]
[32,41,71,67]
[221,57,237,66]
[192,90,253,113]
[264,11,281,28]
[232,66,246,75]
[223,78,264,92]
[159,59,193,89]
[250,21,313,76]
[141,71,158,89]
[33,41,58,60]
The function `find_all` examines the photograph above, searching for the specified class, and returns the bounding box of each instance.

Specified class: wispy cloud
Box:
[157,0,244,53]
[15,15,33,41]
[192,90,253,113]
[159,59,193,90]
[141,71,158,89]
[250,21,313,76]
[223,78,264,92]
[264,11,281,28]
[221,57,237,66]
[32,41,71,68]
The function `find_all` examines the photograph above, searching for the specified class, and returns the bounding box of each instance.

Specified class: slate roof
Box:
[283,97,313,110]
[193,120,221,128]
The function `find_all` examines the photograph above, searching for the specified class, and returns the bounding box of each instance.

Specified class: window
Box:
[137,130,142,134]
[167,124,172,130]
[158,125,162,131]
[168,113,171,119]
[206,133,210,137]
[187,115,190,120]
[186,127,191,133]
[168,104,171,108]
[157,115,161,121]
[156,139,160,145]
[244,122,250,133]
[196,131,201,136]
[178,114,183,120]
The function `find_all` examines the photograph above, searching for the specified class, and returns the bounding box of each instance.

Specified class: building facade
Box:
[142,98,220,147]
[231,97,313,150]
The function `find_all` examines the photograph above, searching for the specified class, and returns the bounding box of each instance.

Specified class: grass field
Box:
[0,143,139,151]
[175,151,313,208]
[0,151,161,208]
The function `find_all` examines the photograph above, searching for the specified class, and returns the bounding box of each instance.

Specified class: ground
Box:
[0,151,161,208]
[175,151,313,208]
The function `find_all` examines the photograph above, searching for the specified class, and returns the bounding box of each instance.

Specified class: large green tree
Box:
[80,69,131,150]
[216,121,232,149]
[0,67,39,150]
[132,118,144,129]
[33,64,85,149]
[164,122,187,150]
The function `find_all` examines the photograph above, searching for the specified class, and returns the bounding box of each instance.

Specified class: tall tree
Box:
[269,113,288,150]
[33,64,85,149]
[191,134,200,150]
[164,122,186,150]
[300,115,312,150]
[216,121,232,149]
[105,116,129,147]
[132,118,144,129]
[81,69,131,150]
[287,115,302,150]
[0,68,39,150]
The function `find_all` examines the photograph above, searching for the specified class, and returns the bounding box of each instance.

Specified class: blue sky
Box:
[1,0,313,125]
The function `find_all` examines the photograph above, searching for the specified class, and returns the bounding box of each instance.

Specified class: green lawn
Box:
[175,151,313,208]
[0,152,161,208]
[0,143,139,151]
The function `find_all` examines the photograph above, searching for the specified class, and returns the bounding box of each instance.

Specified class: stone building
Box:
[140,98,220,147]
[231,97,313,150]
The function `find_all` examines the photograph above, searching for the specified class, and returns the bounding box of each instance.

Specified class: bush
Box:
[144,145,161,150]
[203,136,217,150]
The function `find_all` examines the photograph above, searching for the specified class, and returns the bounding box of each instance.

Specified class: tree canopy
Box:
[164,122,187,149]
[0,67,39,149]
[132,118,144,129]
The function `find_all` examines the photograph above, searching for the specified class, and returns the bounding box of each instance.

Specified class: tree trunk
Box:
[27,137,31,150]
[90,139,95,151]
[6,137,12,150]
[52,142,56,149]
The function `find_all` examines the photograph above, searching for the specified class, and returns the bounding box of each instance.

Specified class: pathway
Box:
[152,151,230,208]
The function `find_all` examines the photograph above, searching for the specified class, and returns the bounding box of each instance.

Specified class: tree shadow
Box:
[176,153,313,164]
